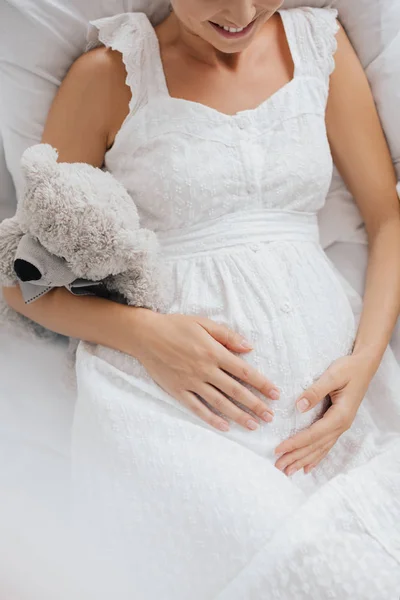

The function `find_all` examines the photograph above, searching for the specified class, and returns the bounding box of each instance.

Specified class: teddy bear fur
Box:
[0,143,166,349]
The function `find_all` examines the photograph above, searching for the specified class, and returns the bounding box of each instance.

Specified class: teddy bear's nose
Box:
[14,259,42,282]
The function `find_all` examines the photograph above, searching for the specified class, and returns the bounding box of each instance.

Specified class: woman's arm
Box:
[2,45,137,335]
[40,44,131,165]
[2,45,138,349]
[326,23,400,369]
[274,23,400,473]
[2,284,151,356]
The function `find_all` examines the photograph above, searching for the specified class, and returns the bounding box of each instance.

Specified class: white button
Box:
[237,116,250,129]
[281,301,292,313]
[249,244,259,252]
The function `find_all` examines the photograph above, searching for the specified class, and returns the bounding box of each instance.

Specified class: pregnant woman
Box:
[3,0,400,597]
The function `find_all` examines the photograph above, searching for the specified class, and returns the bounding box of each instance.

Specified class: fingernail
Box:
[262,411,273,423]
[287,467,297,476]
[247,420,259,431]
[297,398,310,412]
[239,338,253,349]
[269,389,280,400]
[218,422,230,432]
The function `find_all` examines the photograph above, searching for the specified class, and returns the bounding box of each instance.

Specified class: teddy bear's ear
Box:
[20,144,59,187]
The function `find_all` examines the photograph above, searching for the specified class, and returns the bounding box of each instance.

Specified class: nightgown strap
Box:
[86,12,168,115]
[279,7,340,83]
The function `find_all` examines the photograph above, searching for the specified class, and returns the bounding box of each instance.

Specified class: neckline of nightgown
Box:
[147,9,301,121]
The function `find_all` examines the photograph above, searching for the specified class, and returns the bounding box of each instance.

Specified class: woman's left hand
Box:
[274,354,375,476]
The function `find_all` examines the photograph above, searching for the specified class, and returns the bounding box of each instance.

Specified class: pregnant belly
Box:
[162,241,356,429]
[85,241,356,443]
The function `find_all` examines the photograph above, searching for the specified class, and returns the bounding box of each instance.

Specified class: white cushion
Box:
[0,132,17,221]
[367,33,400,175]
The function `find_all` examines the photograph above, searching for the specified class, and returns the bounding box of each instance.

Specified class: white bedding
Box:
[0,133,16,222]
[0,325,75,598]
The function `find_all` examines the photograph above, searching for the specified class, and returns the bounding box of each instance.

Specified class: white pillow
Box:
[367,33,400,175]
[0,0,399,205]
[0,132,16,221]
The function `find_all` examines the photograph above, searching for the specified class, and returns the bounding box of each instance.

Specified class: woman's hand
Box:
[132,310,281,432]
[273,354,375,476]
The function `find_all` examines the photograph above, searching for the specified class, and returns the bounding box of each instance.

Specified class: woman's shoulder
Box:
[70,47,131,146]
[70,45,128,94]
[41,46,131,165]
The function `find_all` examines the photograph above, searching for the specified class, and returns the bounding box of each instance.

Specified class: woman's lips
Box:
[209,19,256,39]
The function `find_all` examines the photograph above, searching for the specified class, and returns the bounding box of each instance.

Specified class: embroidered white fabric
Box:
[71,8,400,598]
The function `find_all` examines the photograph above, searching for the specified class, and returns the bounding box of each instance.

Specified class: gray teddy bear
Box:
[0,143,166,344]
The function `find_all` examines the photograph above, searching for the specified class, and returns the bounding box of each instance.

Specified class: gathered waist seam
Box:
[157,210,320,259]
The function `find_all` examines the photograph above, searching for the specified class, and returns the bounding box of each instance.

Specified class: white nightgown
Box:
[70,8,400,599]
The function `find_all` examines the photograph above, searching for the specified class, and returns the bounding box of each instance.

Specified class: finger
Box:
[287,442,334,476]
[210,370,276,426]
[304,453,329,474]
[218,352,280,401]
[274,433,335,472]
[195,383,271,430]
[295,367,339,414]
[274,407,343,456]
[303,451,326,474]
[197,317,254,353]
[304,463,316,474]
[179,391,231,432]
[304,463,317,474]
[286,438,336,474]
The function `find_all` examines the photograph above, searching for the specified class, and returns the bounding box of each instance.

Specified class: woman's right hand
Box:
[132,310,280,432]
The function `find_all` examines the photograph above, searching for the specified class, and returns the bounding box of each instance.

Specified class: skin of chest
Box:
[155,11,294,116]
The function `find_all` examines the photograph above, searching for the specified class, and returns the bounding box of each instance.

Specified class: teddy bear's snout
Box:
[14,259,42,282]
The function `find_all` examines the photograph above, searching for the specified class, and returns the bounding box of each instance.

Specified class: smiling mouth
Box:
[209,19,257,38]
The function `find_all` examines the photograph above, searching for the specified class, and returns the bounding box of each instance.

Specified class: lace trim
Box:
[318,7,340,76]
[288,7,339,79]
[86,13,153,114]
